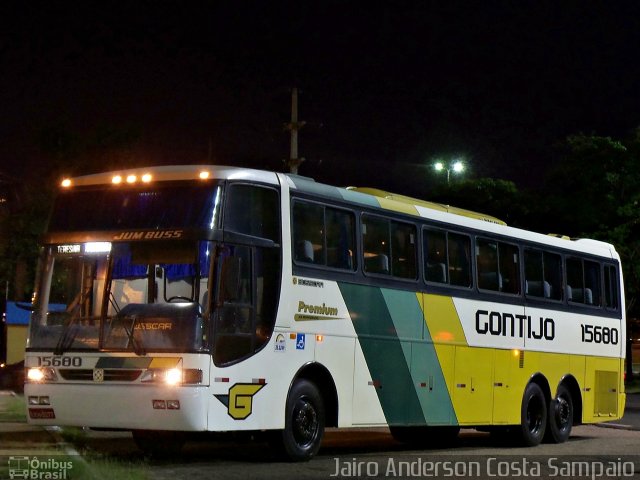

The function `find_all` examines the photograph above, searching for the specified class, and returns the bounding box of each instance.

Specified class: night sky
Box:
[1,2,640,196]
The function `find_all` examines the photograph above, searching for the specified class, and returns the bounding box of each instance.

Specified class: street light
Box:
[434,160,465,184]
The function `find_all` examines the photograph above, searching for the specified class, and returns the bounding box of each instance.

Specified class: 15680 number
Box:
[37,356,83,367]
[580,325,618,345]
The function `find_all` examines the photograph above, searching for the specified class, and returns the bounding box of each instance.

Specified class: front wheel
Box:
[273,379,325,461]
[544,384,574,443]
[516,382,547,446]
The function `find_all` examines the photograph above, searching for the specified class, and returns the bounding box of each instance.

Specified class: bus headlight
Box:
[26,367,58,383]
[140,368,202,385]
[164,368,182,385]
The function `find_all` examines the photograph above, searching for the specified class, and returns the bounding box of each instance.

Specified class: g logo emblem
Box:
[215,383,266,420]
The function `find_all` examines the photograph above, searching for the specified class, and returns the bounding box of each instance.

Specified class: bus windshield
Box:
[48,183,222,233]
[28,240,212,354]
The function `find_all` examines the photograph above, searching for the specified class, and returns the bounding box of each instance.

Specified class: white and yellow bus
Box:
[24,165,625,460]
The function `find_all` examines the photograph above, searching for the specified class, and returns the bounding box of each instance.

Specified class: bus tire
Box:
[275,379,325,462]
[516,382,547,446]
[132,430,185,457]
[544,384,573,443]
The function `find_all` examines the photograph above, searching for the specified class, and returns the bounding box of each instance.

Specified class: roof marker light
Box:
[141,173,152,183]
[61,179,72,188]
[199,171,210,180]
[126,174,137,184]
[112,175,122,184]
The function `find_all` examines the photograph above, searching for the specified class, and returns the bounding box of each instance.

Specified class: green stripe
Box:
[381,289,457,425]
[288,175,382,209]
[419,300,457,424]
[338,282,424,425]
[339,283,458,426]
[339,189,382,208]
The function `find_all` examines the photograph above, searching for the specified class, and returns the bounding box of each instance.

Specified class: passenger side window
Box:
[566,257,600,306]
[604,265,619,310]
[524,249,562,300]
[449,233,472,287]
[363,216,390,275]
[585,260,601,306]
[326,208,356,270]
[292,202,324,264]
[292,200,356,270]
[424,229,471,287]
[476,238,520,294]
[424,230,447,283]
[362,215,416,279]
[391,222,417,279]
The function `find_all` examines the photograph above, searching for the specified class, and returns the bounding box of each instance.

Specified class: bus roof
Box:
[57,165,617,260]
[60,165,280,188]
[283,172,618,260]
[346,187,507,225]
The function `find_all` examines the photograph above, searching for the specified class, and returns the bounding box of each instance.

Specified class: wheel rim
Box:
[555,396,571,431]
[292,396,319,447]
[526,394,544,435]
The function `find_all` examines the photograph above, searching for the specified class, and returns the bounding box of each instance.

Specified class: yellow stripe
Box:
[377,197,419,215]
[423,294,467,345]
[148,357,181,368]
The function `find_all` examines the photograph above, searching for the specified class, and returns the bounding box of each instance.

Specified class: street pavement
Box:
[605,391,640,430]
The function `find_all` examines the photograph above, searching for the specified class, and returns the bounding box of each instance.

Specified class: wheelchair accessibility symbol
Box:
[296,333,305,350]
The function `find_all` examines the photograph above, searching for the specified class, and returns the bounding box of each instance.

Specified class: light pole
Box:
[434,160,465,185]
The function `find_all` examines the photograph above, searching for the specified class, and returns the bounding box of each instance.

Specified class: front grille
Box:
[59,369,142,382]
[104,369,142,381]
[59,369,93,381]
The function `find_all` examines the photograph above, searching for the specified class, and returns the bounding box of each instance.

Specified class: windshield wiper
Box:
[54,310,81,356]
[118,314,146,356]
[53,285,95,355]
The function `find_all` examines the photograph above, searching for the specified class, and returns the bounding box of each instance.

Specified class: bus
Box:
[24,165,625,461]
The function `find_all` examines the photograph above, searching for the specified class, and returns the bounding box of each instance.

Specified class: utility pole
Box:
[284,87,306,174]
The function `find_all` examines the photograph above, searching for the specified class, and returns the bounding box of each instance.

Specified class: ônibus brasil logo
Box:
[8,456,73,479]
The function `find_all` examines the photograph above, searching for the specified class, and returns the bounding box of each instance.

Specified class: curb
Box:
[44,427,103,480]
[596,422,639,431]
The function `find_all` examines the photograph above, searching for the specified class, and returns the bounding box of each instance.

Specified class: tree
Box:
[542,133,632,237]
[431,177,531,227]
[0,121,142,301]
[541,131,640,381]
[542,132,640,311]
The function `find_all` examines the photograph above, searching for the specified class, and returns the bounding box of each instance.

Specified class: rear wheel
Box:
[544,384,574,443]
[516,382,547,446]
[273,379,325,461]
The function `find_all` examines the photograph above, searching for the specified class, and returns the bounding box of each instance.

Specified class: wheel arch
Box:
[290,362,339,427]
[529,372,552,405]
[558,374,583,426]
